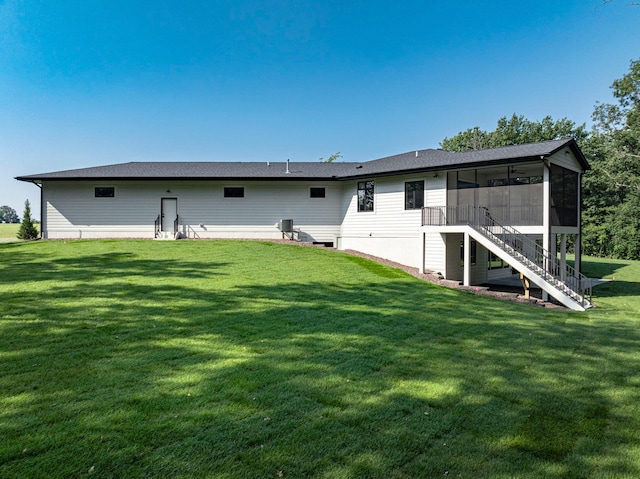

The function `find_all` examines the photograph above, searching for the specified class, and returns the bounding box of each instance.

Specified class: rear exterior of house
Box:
[38,180,344,243]
[17,139,592,310]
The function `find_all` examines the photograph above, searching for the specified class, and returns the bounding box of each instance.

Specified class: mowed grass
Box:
[1,240,639,479]
[0,224,20,239]
[0,223,39,240]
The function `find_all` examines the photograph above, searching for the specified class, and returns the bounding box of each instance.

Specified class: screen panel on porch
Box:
[550,165,579,227]
[447,163,544,226]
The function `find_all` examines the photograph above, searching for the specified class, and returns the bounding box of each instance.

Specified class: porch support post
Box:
[542,159,551,302]
[576,171,583,275]
[574,234,582,275]
[463,231,471,287]
[419,232,425,274]
[560,233,567,281]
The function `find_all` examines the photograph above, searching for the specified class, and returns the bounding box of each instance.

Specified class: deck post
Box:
[542,160,551,302]
[463,231,471,286]
[560,233,567,282]
[419,232,425,274]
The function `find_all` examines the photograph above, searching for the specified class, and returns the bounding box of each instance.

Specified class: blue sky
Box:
[1,0,639,217]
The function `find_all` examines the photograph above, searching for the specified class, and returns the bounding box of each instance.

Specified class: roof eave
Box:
[546,138,591,170]
[337,155,558,180]
[16,175,341,182]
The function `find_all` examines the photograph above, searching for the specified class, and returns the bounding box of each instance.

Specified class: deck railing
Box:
[422,205,592,308]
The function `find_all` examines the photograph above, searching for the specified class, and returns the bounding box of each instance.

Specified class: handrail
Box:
[174,215,179,235]
[422,205,592,308]
[154,215,160,238]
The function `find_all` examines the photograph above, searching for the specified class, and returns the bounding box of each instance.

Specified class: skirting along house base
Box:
[16,139,592,310]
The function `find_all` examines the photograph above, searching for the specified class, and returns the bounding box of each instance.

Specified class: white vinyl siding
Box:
[179,181,342,242]
[42,180,342,242]
[423,232,446,274]
[43,181,159,239]
[339,174,442,267]
[426,175,446,207]
[444,233,487,283]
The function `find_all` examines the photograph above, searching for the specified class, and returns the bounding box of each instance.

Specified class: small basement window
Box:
[224,187,245,198]
[95,187,115,198]
[310,187,326,198]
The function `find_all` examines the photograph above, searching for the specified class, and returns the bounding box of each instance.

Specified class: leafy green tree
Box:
[17,200,38,240]
[583,59,640,258]
[0,205,20,223]
[440,114,587,152]
[439,62,640,260]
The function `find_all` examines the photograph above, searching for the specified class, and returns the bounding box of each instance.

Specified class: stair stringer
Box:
[461,226,591,311]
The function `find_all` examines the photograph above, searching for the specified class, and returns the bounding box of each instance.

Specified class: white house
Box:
[16,138,592,310]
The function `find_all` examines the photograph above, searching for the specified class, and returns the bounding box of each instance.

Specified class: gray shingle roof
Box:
[16,139,588,182]
[17,161,351,181]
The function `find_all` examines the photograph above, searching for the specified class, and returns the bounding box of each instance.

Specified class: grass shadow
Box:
[1,241,640,478]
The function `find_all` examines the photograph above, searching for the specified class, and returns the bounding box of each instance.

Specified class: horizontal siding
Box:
[340,174,436,238]
[443,233,487,283]
[338,174,447,267]
[471,244,488,284]
[426,176,446,207]
[43,180,342,241]
[339,176,419,266]
[424,232,445,274]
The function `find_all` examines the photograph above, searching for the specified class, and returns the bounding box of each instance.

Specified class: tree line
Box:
[440,59,640,260]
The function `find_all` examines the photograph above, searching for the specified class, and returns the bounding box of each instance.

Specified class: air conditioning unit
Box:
[279,219,294,233]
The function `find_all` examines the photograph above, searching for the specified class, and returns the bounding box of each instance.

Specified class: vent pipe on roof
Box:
[416,151,419,157]
[286,159,290,174]
[267,161,270,167]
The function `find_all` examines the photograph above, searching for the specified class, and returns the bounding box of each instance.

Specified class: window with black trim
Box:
[357,180,374,212]
[224,187,244,198]
[460,239,477,267]
[488,251,509,270]
[405,180,424,209]
[95,187,115,198]
[310,187,326,198]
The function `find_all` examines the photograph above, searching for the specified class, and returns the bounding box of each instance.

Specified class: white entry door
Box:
[161,198,177,232]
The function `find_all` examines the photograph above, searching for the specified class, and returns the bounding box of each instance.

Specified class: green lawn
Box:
[1,240,639,478]
[0,223,20,239]
[0,223,39,240]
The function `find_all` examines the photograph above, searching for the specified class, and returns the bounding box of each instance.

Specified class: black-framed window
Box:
[357,180,374,212]
[95,187,115,198]
[405,180,424,209]
[460,239,477,267]
[488,251,509,270]
[310,187,326,198]
[224,187,244,198]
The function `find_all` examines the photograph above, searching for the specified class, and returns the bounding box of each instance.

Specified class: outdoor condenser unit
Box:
[279,219,294,233]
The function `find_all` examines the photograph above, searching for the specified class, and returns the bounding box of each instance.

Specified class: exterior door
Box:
[161,198,177,232]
